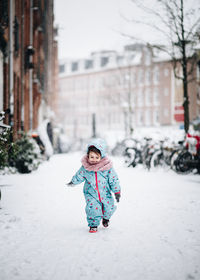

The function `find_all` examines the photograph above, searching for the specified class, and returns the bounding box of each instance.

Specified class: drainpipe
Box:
[29,0,33,132]
[9,0,14,126]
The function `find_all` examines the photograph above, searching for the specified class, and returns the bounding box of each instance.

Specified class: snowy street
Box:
[0,152,200,280]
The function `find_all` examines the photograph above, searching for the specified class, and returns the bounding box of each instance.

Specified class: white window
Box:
[131,72,136,86]
[95,77,100,90]
[164,108,169,117]
[117,56,124,66]
[145,88,151,106]
[100,77,105,90]
[137,69,144,86]
[153,109,160,125]
[137,110,144,126]
[137,89,144,107]
[153,88,159,105]
[89,77,95,89]
[131,92,136,108]
[153,66,159,84]
[145,69,151,85]
[164,68,169,77]
[123,73,130,89]
[72,80,76,91]
[164,87,169,96]
[145,109,151,126]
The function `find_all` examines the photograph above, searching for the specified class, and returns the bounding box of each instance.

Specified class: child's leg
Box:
[102,198,117,220]
[85,198,103,228]
[87,214,102,228]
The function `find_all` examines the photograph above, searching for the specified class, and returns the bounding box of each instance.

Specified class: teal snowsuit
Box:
[71,138,121,228]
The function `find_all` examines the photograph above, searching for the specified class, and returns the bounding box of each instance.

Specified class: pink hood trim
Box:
[81,155,113,171]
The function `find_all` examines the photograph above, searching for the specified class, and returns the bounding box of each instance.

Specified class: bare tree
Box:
[100,57,135,137]
[122,0,200,133]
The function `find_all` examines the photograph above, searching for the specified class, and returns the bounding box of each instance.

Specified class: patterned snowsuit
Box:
[71,138,121,227]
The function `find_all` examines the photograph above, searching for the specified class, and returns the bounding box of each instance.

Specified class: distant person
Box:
[66,138,121,233]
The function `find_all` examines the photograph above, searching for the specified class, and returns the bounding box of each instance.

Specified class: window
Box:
[131,72,136,86]
[164,88,169,96]
[153,88,159,105]
[137,110,143,126]
[164,108,169,117]
[164,68,169,77]
[145,109,151,126]
[137,69,144,86]
[0,1,8,29]
[137,89,144,107]
[85,59,93,69]
[145,88,151,105]
[14,16,19,55]
[123,73,130,88]
[101,57,109,67]
[117,56,124,66]
[59,64,65,73]
[71,62,78,72]
[145,69,151,85]
[153,66,159,84]
[94,77,100,90]
[153,109,159,125]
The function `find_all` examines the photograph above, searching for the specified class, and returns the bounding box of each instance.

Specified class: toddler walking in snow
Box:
[67,138,121,233]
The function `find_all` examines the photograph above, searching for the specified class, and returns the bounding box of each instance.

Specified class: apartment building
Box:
[0,0,58,138]
[58,44,199,139]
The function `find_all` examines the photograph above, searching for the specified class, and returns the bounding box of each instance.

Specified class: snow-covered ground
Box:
[0,152,200,280]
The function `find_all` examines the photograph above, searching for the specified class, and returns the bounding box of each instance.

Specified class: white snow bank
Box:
[38,119,54,157]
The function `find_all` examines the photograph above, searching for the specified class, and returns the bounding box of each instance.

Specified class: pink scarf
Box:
[81,155,112,171]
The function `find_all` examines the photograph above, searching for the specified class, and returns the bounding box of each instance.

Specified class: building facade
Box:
[58,44,200,139]
[0,0,58,139]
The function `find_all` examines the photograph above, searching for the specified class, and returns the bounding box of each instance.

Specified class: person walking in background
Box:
[66,138,121,233]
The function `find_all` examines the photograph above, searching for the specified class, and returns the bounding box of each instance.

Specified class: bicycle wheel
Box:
[175,151,193,174]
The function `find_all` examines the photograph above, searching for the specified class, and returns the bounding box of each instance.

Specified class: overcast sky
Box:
[54,0,200,60]
[54,0,139,59]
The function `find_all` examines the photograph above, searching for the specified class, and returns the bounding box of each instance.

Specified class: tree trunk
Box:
[182,68,189,133]
[180,0,189,134]
[181,40,190,133]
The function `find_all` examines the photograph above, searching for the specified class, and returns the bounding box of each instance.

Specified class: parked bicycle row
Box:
[111,133,200,174]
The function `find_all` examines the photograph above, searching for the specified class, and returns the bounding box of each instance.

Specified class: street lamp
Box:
[92,112,96,138]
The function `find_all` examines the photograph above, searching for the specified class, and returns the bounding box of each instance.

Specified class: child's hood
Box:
[87,138,107,158]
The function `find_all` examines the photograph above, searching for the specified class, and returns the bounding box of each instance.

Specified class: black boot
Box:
[102,218,109,227]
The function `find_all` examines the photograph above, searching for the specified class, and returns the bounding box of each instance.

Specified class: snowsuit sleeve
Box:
[71,166,86,185]
[108,168,121,194]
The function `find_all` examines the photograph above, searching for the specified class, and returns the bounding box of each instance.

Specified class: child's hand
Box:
[114,192,121,203]
[66,181,74,187]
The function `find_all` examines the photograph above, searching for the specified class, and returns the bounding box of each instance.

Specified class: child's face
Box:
[88,151,101,164]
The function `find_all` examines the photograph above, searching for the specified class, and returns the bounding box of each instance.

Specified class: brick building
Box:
[58,44,200,139]
[0,0,58,139]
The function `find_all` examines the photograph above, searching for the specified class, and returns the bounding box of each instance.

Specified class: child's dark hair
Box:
[87,146,101,156]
